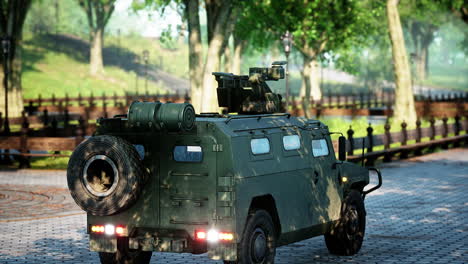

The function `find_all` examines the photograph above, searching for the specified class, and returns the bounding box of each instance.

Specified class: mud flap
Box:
[89,235,117,253]
[208,243,237,261]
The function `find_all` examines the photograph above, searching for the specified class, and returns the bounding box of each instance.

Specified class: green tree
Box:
[138,0,236,113]
[400,0,457,82]
[0,0,32,118]
[77,0,116,75]
[245,0,382,117]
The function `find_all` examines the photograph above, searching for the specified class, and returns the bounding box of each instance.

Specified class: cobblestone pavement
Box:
[0,148,467,263]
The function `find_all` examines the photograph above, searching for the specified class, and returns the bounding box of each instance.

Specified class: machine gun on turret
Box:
[214,61,286,114]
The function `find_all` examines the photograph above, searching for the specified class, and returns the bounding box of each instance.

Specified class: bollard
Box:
[347,126,354,156]
[429,116,436,140]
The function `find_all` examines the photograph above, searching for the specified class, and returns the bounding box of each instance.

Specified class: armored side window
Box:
[173,146,203,162]
[250,138,270,155]
[311,139,329,157]
[282,135,300,151]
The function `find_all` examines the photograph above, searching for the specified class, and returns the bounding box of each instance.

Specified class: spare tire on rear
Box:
[67,135,148,216]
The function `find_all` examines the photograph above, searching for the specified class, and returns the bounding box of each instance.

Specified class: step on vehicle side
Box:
[67,62,382,264]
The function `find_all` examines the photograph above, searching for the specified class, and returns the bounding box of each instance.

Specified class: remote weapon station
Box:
[67,62,382,264]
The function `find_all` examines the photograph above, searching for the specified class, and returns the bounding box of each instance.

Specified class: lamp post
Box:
[281,31,292,111]
[135,55,140,95]
[143,50,149,95]
[2,37,10,135]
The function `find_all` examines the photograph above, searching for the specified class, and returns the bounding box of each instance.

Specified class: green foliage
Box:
[24,0,89,37]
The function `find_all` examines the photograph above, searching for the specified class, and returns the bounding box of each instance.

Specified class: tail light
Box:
[195,229,234,243]
[90,224,127,236]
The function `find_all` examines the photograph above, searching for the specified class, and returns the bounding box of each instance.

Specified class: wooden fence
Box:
[341,116,468,165]
[0,114,466,168]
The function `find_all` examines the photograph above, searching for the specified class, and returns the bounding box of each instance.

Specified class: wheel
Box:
[230,210,276,264]
[67,135,148,216]
[324,190,366,256]
[99,237,152,264]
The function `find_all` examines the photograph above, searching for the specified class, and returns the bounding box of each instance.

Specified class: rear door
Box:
[159,134,217,228]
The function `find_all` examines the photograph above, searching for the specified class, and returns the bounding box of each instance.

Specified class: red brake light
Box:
[196,230,207,240]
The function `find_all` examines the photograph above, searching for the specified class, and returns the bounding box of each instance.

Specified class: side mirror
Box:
[338,136,346,161]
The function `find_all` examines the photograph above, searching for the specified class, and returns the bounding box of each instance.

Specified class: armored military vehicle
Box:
[67,62,382,264]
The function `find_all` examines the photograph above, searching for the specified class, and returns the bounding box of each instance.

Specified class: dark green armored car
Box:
[67,62,382,264]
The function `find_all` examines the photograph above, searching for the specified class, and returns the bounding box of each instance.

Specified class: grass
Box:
[422,63,468,91]
[21,33,190,99]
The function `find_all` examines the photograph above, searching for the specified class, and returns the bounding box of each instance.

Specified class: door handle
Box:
[313,170,319,184]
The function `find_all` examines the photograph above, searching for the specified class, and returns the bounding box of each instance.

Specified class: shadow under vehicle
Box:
[67,62,382,264]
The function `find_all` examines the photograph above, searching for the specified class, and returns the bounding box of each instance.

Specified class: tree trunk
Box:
[223,43,232,73]
[300,55,322,118]
[387,0,417,125]
[232,37,245,75]
[0,0,31,118]
[200,32,226,113]
[185,0,203,113]
[200,1,233,113]
[416,45,427,81]
[90,28,104,75]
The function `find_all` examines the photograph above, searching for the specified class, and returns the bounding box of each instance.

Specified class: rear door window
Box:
[173,146,203,162]
[282,135,301,151]
[250,138,270,155]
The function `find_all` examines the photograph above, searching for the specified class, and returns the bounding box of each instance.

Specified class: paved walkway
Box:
[0,149,467,263]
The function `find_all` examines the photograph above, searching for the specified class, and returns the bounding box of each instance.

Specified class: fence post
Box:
[78,93,83,106]
[38,94,42,107]
[367,123,374,153]
[63,108,70,130]
[416,118,422,143]
[401,121,408,146]
[76,116,85,146]
[366,123,374,166]
[52,93,56,106]
[380,91,385,107]
[454,115,461,147]
[442,116,448,138]
[113,92,118,107]
[359,92,365,109]
[51,117,58,137]
[383,120,392,162]
[347,126,354,156]
[90,92,95,107]
[43,108,49,127]
[19,111,31,169]
[65,93,69,106]
[102,92,108,118]
[400,121,408,159]
[442,116,449,149]
[27,101,34,116]
[367,92,372,109]
[430,116,436,140]
[454,115,461,136]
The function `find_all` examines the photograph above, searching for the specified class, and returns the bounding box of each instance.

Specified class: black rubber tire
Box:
[324,190,366,256]
[230,209,276,264]
[99,237,152,264]
[67,135,147,216]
